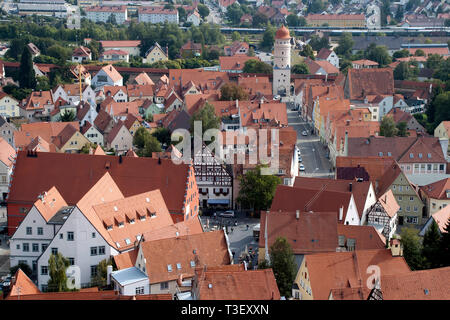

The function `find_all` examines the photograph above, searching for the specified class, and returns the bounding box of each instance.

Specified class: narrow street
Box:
[286,108,334,178]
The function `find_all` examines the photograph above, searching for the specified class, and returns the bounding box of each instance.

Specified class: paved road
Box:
[200,214,259,267]
[286,108,334,178]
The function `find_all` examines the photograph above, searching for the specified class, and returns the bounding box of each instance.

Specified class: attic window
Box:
[116,242,121,248]
[190,261,195,268]
[410,153,414,158]
[129,219,135,224]
[107,225,113,231]
[427,153,431,158]
[146,197,150,203]
[387,152,391,156]
[114,206,118,211]
[118,222,124,228]
[176,263,181,270]
[418,153,423,158]
[150,212,156,218]
[378,152,383,156]
[167,264,173,272]
[124,238,131,245]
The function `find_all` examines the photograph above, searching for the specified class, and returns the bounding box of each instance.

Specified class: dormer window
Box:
[129,219,135,224]
[410,153,414,158]
[167,264,172,272]
[176,263,181,270]
[107,225,113,231]
[418,153,423,158]
[190,261,196,268]
[125,238,131,245]
[427,153,431,158]
[116,242,121,248]
[118,222,124,228]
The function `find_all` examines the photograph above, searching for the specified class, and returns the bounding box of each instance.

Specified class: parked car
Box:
[273,95,281,100]
[297,149,301,156]
[299,164,305,171]
[302,131,308,136]
[219,210,235,218]
[298,156,302,163]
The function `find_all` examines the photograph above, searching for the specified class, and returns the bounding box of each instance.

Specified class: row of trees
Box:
[379,116,409,137]
[401,218,450,270]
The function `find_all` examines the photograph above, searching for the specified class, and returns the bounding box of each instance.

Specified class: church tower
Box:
[272,25,292,97]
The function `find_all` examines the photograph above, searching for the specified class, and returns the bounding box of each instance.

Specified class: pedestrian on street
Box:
[246,224,249,231]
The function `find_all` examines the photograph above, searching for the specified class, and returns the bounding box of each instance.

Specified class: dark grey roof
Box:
[293,254,304,270]
[351,36,450,52]
[167,110,191,132]
[48,206,76,224]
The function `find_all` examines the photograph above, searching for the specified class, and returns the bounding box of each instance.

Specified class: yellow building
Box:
[55,125,91,153]
[0,93,20,119]
[434,121,450,159]
[143,42,169,64]
[306,14,366,28]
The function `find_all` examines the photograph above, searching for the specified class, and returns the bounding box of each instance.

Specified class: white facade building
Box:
[85,5,128,24]
[138,7,179,24]
[273,26,292,96]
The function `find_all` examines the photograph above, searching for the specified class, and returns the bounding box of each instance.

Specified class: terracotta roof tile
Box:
[33,186,68,222]
[133,72,154,86]
[14,122,80,150]
[195,268,280,300]
[336,224,386,249]
[0,137,16,167]
[420,178,450,200]
[8,269,40,297]
[378,189,399,218]
[100,40,141,48]
[6,290,172,300]
[219,55,259,72]
[141,230,231,284]
[346,68,394,100]
[431,205,450,233]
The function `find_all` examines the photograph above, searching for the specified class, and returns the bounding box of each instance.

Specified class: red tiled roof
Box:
[94,109,112,133]
[346,68,394,100]
[378,189,399,218]
[102,49,129,56]
[380,266,450,300]
[307,14,365,21]
[133,72,155,86]
[126,84,154,98]
[352,59,379,67]
[8,151,193,215]
[305,249,411,300]
[219,55,259,72]
[335,156,396,186]
[100,40,141,48]
[141,230,231,284]
[114,248,138,270]
[0,137,16,167]
[14,122,80,150]
[6,291,172,300]
[195,268,281,300]
[337,224,386,249]
[85,5,127,13]
[53,124,78,150]
[8,269,40,297]
[96,64,123,83]
[431,205,450,234]
[316,48,333,60]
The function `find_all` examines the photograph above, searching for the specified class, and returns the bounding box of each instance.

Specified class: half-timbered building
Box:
[367,189,399,241]
[193,143,233,209]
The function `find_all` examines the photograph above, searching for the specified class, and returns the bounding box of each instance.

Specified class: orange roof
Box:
[275,25,290,39]
[141,230,231,284]
[142,216,203,242]
[102,100,141,118]
[14,121,80,150]
[406,47,450,56]
[335,156,396,185]
[33,186,68,222]
[92,189,174,250]
[6,291,172,300]
[195,268,281,300]
[336,224,386,249]
[103,85,127,98]
[378,189,399,218]
[97,65,122,83]
[0,137,16,167]
[184,93,219,116]
[134,72,155,86]
[22,90,53,111]
[8,269,40,297]
[307,14,365,21]
[126,84,154,98]
[305,249,411,300]
[219,55,259,71]
[352,59,379,66]
[114,248,138,270]
[420,178,450,200]
[380,266,450,300]
[100,40,141,48]
[346,68,394,100]
[431,205,450,234]
[92,145,106,155]
[26,135,56,153]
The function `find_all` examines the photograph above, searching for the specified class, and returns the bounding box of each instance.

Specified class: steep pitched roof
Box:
[346,68,394,100]
[8,151,192,215]
[431,205,450,233]
[0,137,16,167]
[133,72,155,86]
[94,109,112,133]
[316,48,333,60]
[378,189,400,218]
[33,186,68,222]
[336,225,386,249]
[97,64,122,83]
[420,178,450,200]
[335,156,396,186]
[380,266,450,300]
[106,120,128,144]
[126,84,154,99]
[14,122,80,150]
[53,124,78,150]
[8,269,40,297]
[219,55,259,72]
[140,230,231,284]
[196,268,280,300]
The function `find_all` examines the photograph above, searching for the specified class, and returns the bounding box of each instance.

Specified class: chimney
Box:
[349,183,352,192]
[106,265,113,285]
[389,238,403,257]
[339,206,344,221]
[296,210,299,219]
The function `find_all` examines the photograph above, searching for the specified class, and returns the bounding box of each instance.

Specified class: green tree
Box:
[414,49,425,57]
[380,0,391,26]
[19,46,36,89]
[335,32,354,57]
[36,76,51,91]
[226,3,244,25]
[339,60,352,75]
[308,35,330,52]
[237,165,281,211]
[396,121,408,137]
[252,12,268,28]
[380,115,398,137]
[426,54,443,70]
[80,142,99,154]
[47,253,70,292]
[10,263,33,278]
[394,61,410,80]
[299,44,314,60]
[197,4,210,20]
[231,31,241,42]
[190,102,221,135]
[422,221,442,269]
[247,47,255,57]
[91,258,114,287]
[177,7,187,22]
[260,25,276,51]
[307,0,325,13]
[291,62,309,74]
[141,135,162,157]
[268,237,296,298]
[366,44,391,66]
[400,227,424,270]
[393,49,410,60]
[133,127,152,149]
[242,59,272,74]
[46,44,71,65]
[106,13,117,24]
[431,91,450,129]
[60,109,76,122]
[395,6,403,22]
[152,127,171,146]
[220,82,249,101]
[286,14,300,27]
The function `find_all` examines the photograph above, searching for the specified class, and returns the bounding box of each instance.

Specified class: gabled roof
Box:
[33,186,68,222]
[106,120,128,144]
[337,225,386,249]
[351,59,379,67]
[126,84,154,98]
[101,49,129,56]
[100,40,141,48]
[219,55,259,71]
[96,65,122,83]
[53,124,78,149]
[0,137,16,167]
[22,90,53,111]
[94,109,112,134]
[196,267,280,300]
[431,205,450,234]
[123,113,139,131]
[380,266,450,300]
[140,230,231,284]
[103,85,127,98]
[8,269,40,297]
[305,249,411,300]
[133,72,155,86]
[72,46,91,57]
[26,135,56,153]
[420,178,450,200]
[336,156,396,186]
[378,189,400,218]
[316,48,333,60]
[92,144,106,155]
